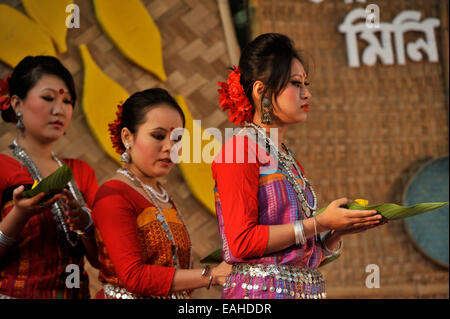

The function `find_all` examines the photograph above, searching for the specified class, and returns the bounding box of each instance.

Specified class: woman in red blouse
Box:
[213,33,387,299]
[92,88,230,299]
[0,56,99,299]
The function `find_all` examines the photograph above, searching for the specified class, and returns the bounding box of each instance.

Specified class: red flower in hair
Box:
[218,66,253,125]
[108,101,125,155]
[0,74,11,111]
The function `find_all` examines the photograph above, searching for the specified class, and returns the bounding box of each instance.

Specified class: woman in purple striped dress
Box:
[212,33,386,299]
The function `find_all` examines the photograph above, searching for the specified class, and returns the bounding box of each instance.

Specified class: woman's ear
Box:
[121,127,133,148]
[10,95,22,114]
[251,80,265,106]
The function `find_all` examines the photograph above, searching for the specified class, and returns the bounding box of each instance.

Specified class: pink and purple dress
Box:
[212,132,333,299]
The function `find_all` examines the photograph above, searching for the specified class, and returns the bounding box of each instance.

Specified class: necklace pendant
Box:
[304,207,311,217]
[302,201,308,211]
[302,201,311,217]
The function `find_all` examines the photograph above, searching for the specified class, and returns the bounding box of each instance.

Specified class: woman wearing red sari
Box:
[0,56,99,299]
[92,88,230,299]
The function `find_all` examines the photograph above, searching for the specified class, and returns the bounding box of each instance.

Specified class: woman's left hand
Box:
[62,189,90,232]
[335,219,388,236]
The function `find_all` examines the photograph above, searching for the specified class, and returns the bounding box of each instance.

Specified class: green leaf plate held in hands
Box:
[22,164,74,200]
[313,199,449,221]
[201,199,448,266]
[313,199,448,267]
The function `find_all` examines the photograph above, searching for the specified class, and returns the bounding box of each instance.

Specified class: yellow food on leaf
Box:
[354,199,369,206]
[31,179,39,190]
[93,0,167,81]
[175,95,221,215]
[79,44,129,164]
[0,4,55,67]
[22,0,72,53]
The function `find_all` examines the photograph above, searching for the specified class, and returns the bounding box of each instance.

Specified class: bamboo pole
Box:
[440,0,449,118]
[217,0,241,66]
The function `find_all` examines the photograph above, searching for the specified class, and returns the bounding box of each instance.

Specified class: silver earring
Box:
[261,97,272,124]
[120,143,131,163]
[16,111,25,136]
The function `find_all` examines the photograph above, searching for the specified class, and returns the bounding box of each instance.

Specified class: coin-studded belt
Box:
[222,263,326,299]
[103,283,190,299]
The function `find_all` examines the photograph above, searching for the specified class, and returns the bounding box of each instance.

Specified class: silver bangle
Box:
[75,207,94,236]
[323,237,343,255]
[201,265,211,277]
[0,230,17,249]
[293,220,306,245]
[313,216,318,240]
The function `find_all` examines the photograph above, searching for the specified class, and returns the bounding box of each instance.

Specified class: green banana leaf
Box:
[314,201,448,220]
[319,253,341,267]
[200,248,222,264]
[22,164,74,199]
[201,201,448,267]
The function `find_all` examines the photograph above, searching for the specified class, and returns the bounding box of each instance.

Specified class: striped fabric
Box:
[213,134,326,299]
[215,167,323,268]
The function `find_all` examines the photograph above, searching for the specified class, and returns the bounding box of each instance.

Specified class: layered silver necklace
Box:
[116,168,191,269]
[244,123,318,217]
[9,139,85,247]
[116,169,169,202]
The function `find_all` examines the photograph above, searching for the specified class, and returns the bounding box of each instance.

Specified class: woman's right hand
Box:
[315,197,383,232]
[12,185,63,219]
[211,261,233,286]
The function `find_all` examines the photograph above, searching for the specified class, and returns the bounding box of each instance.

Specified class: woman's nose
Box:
[51,100,65,115]
[162,138,175,152]
[301,86,311,100]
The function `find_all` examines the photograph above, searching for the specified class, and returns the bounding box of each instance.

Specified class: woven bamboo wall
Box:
[256,0,449,298]
[0,0,229,299]
[1,0,448,299]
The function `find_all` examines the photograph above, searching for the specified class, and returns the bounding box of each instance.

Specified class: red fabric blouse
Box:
[92,180,191,298]
[0,154,98,299]
[211,135,270,259]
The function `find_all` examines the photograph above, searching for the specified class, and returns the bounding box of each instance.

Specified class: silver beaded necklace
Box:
[9,139,85,246]
[116,168,192,269]
[244,123,318,217]
[117,168,169,202]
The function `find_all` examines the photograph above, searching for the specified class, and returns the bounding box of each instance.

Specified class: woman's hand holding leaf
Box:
[13,185,62,219]
[315,197,383,232]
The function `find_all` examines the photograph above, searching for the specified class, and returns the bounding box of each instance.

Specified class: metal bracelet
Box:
[0,230,16,248]
[75,207,94,236]
[201,265,210,277]
[323,237,343,255]
[206,275,214,290]
[293,220,306,245]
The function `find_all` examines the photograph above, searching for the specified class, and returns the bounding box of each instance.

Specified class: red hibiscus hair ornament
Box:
[0,74,12,112]
[108,101,126,155]
[217,66,253,125]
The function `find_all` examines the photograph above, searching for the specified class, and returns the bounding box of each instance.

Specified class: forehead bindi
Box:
[290,61,307,80]
[32,75,69,95]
